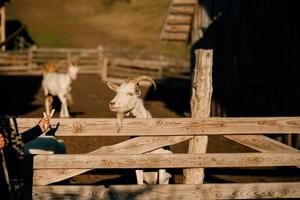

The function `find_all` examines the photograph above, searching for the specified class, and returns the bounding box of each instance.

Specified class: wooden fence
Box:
[13,49,299,199]
[0,47,105,76]
[0,47,190,81]
[17,117,300,199]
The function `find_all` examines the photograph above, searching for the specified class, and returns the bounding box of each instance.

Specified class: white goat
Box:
[107,76,172,185]
[42,63,79,118]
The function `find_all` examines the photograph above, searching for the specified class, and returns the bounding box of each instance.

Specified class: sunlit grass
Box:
[6,0,189,59]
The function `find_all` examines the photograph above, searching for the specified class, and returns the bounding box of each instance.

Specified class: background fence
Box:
[0,47,190,81]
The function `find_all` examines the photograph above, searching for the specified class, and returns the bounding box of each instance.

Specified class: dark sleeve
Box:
[21,125,43,144]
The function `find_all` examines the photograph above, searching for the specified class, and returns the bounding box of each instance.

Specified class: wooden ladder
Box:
[160,0,198,43]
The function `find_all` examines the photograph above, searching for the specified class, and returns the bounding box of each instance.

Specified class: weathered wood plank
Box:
[225,135,299,153]
[161,32,189,41]
[164,25,191,33]
[32,136,192,185]
[170,6,195,15]
[173,0,197,5]
[167,15,193,25]
[33,153,300,169]
[34,47,99,53]
[110,66,160,74]
[184,49,213,184]
[17,117,300,136]
[225,135,300,168]
[32,182,300,199]
[0,66,31,70]
[110,57,170,69]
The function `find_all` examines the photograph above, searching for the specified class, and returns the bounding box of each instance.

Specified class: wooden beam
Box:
[173,0,197,5]
[170,6,195,15]
[225,135,299,153]
[110,57,171,68]
[17,117,300,136]
[161,32,189,41]
[225,135,300,168]
[32,182,300,199]
[164,25,191,33]
[32,136,192,185]
[191,3,203,43]
[184,49,213,184]
[0,6,6,50]
[33,153,300,169]
[167,15,193,25]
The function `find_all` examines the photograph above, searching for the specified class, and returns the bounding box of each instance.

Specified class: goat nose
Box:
[110,102,115,106]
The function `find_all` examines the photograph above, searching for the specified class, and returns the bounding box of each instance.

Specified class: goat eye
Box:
[127,92,134,96]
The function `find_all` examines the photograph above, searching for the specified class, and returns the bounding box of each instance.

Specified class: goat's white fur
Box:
[107,76,172,185]
[24,136,65,155]
[42,64,79,118]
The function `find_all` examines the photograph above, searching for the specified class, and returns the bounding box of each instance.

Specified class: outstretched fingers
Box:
[41,109,55,132]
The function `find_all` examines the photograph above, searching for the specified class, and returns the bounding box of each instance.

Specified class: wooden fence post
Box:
[0,6,6,51]
[67,50,71,64]
[183,49,213,184]
[191,3,202,44]
[98,46,108,81]
[27,46,34,72]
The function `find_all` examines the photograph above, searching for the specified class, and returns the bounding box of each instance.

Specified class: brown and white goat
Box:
[107,75,172,185]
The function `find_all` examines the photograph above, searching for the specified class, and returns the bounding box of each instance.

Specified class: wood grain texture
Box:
[225,135,300,168]
[32,136,192,185]
[170,6,195,15]
[225,135,299,152]
[33,153,300,169]
[184,49,213,184]
[32,182,300,199]
[17,117,300,136]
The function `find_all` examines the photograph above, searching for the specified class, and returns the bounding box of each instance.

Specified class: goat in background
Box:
[107,75,172,185]
[42,62,79,118]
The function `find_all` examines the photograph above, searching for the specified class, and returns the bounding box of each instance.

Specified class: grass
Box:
[5,0,190,59]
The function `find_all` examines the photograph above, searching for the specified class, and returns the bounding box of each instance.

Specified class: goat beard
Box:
[116,112,125,132]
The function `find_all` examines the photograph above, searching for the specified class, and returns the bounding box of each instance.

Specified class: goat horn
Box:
[132,75,156,90]
[107,81,119,92]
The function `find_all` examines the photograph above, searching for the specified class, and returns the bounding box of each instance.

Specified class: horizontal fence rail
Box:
[0,47,190,80]
[32,153,300,169]
[18,116,300,199]
[32,183,300,200]
[17,117,300,136]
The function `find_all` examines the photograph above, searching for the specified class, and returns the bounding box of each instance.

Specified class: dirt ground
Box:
[0,74,299,185]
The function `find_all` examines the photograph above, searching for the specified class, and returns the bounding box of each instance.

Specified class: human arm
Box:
[21,115,52,144]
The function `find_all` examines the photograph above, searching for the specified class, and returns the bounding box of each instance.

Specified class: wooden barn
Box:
[162,0,300,123]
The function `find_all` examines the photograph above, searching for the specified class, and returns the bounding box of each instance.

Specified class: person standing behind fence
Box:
[0,114,52,200]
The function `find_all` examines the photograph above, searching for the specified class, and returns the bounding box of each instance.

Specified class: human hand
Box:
[39,109,55,132]
[0,134,5,150]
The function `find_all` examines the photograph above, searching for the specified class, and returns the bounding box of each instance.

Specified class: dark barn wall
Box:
[0,75,42,116]
[192,0,300,117]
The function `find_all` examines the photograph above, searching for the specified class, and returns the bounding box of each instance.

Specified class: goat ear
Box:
[135,85,142,96]
[107,81,119,92]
